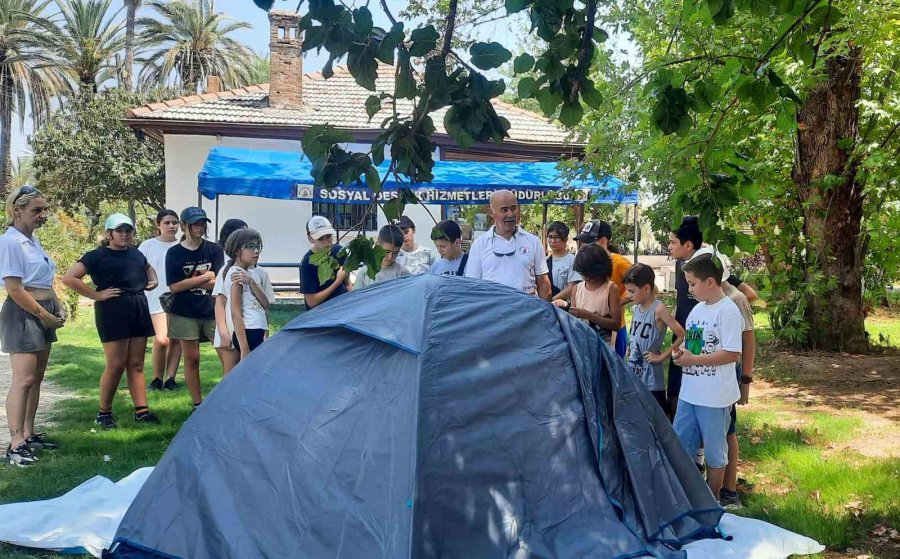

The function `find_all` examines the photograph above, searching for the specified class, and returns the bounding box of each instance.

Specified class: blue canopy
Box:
[198,146,635,206]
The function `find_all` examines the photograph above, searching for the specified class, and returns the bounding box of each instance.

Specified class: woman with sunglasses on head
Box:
[64,214,161,429]
[0,186,66,466]
[139,209,182,392]
[213,228,274,374]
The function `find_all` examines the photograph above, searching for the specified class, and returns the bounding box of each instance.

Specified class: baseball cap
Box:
[574,219,613,243]
[306,215,336,240]
[395,216,415,230]
[180,207,211,225]
[104,213,134,230]
[431,220,462,242]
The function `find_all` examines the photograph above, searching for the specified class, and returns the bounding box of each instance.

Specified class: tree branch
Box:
[621,55,755,93]
[380,0,397,26]
[442,0,459,55]
[809,0,832,70]
[756,0,824,71]
[570,0,598,102]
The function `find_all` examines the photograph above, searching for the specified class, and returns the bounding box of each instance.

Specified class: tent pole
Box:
[215,196,220,242]
[633,203,639,264]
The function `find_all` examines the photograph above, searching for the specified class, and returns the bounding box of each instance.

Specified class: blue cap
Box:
[180,207,211,225]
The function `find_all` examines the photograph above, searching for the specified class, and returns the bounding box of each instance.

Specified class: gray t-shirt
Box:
[355,262,409,289]
[430,254,467,276]
[398,245,436,275]
[627,300,667,392]
[549,252,580,292]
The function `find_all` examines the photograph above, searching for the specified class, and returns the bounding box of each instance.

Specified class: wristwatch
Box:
[740,375,753,385]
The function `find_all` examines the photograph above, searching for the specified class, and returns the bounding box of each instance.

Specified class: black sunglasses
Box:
[13,186,39,204]
[491,232,517,257]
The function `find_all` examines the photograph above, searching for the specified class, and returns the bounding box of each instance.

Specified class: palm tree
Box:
[52,0,125,92]
[246,52,269,86]
[137,0,253,94]
[123,0,137,90]
[0,0,68,194]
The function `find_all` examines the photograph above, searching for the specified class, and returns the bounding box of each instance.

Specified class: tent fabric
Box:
[108,274,721,559]
[197,146,636,206]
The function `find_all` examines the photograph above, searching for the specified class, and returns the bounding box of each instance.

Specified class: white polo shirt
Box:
[465,226,548,296]
[0,226,56,288]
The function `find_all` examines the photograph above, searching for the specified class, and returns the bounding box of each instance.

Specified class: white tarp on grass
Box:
[0,467,825,559]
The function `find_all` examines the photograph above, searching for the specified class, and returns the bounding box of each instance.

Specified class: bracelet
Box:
[740,375,753,385]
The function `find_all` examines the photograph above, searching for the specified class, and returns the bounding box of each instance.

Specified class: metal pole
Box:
[633,202,639,264]
[215,196,220,242]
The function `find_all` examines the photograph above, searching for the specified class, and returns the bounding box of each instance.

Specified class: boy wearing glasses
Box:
[429,220,468,276]
[354,225,409,288]
[546,221,580,296]
[465,190,552,300]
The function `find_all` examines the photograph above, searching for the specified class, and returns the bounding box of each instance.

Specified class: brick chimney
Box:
[268,10,303,110]
[206,75,221,93]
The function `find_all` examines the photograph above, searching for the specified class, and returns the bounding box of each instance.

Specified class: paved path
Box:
[0,351,70,450]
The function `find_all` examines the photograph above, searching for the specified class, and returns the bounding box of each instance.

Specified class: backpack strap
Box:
[456,253,469,276]
[547,256,561,296]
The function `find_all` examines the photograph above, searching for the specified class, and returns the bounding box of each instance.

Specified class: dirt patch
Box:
[0,352,73,450]
[757,348,900,420]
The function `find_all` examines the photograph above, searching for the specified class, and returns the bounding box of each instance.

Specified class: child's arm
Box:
[647,303,685,363]
[672,347,740,367]
[214,294,231,349]
[553,284,573,302]
[233,269,271,311]
[145,264,159,292]
[231,282,250,358]
[304,267,348,308]
[738,329,756,404]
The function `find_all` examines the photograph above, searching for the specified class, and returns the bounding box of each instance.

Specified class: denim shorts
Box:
[674,400,732,469]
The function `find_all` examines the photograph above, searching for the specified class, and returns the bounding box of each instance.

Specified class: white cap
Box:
[306,215,336,240]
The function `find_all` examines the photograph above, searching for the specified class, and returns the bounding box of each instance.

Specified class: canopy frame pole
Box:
[633,202,639,264]
[215,196,220,242]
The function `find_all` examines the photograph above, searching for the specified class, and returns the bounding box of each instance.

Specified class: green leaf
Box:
[506,0,529,14]
[580,79,603,110]
[558,100,584,127]
[310,248,339,285]
[775,100,796,132]
[395,48,417,99]
[775,0,794,14]
[409,25,439,57]
[364,165,382,192]
[444,106,476,149]
[252,0,274,11]
[365,95,382,121]
[652,85,691,135]
[517,76,537,98]
[347,47,378,91]
[322,57,334,79]
[514,53,535,74]
[709,0,735,24]
[810,5,843,28]
[691,79,720,113]
[739,0,772,17]
[375,22,404,64]
[740,181,761,203]
[301,124,354,160]
[789,36,815,66]
[593,27,609,43]
[470,42,513,70]
[535,87,562,116]
[352,7,373,35]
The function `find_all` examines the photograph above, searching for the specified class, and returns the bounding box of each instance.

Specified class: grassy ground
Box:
[0,303,898,558]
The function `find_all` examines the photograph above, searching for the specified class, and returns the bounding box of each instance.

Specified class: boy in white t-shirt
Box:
[396,216,436,274]
[672,253,743,503]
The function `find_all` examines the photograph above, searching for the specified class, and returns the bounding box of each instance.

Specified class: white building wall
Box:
[163,134,443,283]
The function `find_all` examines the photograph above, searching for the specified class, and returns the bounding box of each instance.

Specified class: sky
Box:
[10,0,632,161]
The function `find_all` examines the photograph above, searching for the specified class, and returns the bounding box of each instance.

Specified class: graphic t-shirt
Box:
[549,252,579,293]
[300,244,347,308]
[398,245,437,275]
[430,254,468,276]
[354,261,409,288]
[627,300,666,391]
[679,296,744,408]
[166,240,224,319]
[212,265,276,346]
[79,247,149,292]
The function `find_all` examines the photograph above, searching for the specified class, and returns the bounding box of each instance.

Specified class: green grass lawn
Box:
[1,304,898,558]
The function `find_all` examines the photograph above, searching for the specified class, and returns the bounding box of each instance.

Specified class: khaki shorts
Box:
[168,313,215,343]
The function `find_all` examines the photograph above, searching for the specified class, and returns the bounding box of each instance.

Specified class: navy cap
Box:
[574,220,613,243]
[180,207,211,225]
[395,216,415,230]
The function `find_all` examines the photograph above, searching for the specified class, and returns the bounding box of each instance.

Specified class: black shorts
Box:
[232,328,265,352]
[667,359,683,402]
[95,293,155,343]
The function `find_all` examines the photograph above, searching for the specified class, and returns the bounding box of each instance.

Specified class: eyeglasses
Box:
[491,232,517,257]
[243,243,263,253]
[547,235,565,242]
[13,186,39,204]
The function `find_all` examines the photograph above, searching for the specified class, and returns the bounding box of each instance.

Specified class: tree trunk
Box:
[0,73,13,196]
[124,0,137,92]
[792,47,868,353]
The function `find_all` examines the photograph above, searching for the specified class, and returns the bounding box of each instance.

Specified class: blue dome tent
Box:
[107,275,721,559]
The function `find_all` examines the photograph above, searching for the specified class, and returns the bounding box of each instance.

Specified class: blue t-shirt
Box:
[429,254,467,276]
[300,244,347,308]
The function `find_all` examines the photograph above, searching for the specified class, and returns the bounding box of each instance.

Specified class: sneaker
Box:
[25,432,58,450]
[163,378,179,391]
[95,412,118,429]
[5,443,38,467]
[719,489,742,510]
[134,410,160,424]
[148,378,163,391]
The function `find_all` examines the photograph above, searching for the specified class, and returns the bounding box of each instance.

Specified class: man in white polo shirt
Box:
[465,190,552,300]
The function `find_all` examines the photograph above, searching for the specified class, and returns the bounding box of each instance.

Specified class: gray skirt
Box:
[0,297,60,353]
